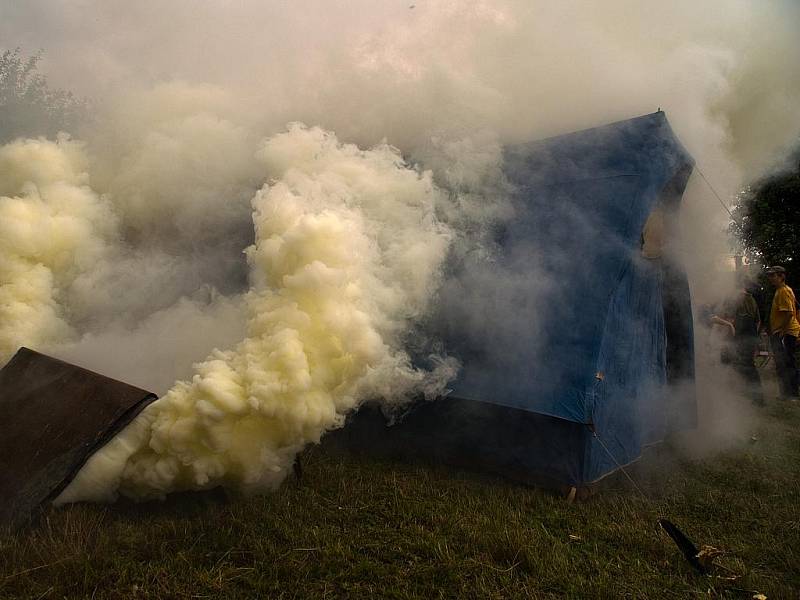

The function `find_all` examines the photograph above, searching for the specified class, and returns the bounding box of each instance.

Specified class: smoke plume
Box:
[56,125,456,501]
[0,0,797,500]
[0,135,115,362]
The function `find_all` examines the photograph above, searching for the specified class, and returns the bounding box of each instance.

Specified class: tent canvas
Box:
[328,111,696,488]
[0,348,158,529]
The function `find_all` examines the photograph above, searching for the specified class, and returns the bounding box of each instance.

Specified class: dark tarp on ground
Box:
[329,111,696,488]
[325,399,588,488]
[0,348,157,530]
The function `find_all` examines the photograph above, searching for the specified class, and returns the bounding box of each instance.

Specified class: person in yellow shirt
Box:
[766,265,800,400]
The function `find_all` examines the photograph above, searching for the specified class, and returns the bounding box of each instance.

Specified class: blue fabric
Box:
[585,257,668,481]
[437,112,695,482]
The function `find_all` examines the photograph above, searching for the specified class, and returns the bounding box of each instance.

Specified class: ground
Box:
[2,395,798,599]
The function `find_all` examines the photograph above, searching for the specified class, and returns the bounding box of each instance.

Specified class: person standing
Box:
[727,276,763,405]
[766,266,800,401]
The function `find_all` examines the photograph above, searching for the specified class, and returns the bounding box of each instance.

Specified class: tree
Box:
[0,48,86,143]
[731,151,800,284]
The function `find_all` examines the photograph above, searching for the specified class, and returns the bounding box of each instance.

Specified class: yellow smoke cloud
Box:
[56,124,457,502]
[0,136,114,363]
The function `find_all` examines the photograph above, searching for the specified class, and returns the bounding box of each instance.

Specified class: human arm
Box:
[711,315,735,336]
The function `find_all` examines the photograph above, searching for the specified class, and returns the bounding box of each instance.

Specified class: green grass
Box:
[2,401,799,599]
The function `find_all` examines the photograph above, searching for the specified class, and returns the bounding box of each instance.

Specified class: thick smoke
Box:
[0,0,798,500]
[56,125,456,502]
[4,1,799,174]
[0,136,115,363]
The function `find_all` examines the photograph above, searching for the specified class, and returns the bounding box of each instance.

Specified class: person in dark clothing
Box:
[726,276,763,405]
[711,274,762,404]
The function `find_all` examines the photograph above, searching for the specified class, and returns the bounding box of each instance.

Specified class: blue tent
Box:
[330,111,696,490]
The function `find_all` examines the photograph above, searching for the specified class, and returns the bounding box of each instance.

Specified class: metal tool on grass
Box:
[589,425,732,578]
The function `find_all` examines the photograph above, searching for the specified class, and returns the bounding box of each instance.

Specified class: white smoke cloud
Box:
[3,0,798,177]
[87,82,260,248]
[50,294,247,395]
[33,84,263,385]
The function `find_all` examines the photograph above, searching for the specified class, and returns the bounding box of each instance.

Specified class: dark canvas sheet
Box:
[0,348,157,529]
[326,398,588,488]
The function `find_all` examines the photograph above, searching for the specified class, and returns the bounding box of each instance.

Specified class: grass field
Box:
[2,395,799,599]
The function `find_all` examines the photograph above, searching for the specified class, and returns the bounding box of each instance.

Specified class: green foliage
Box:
[0,47,87,143]
[732,153,800,281]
